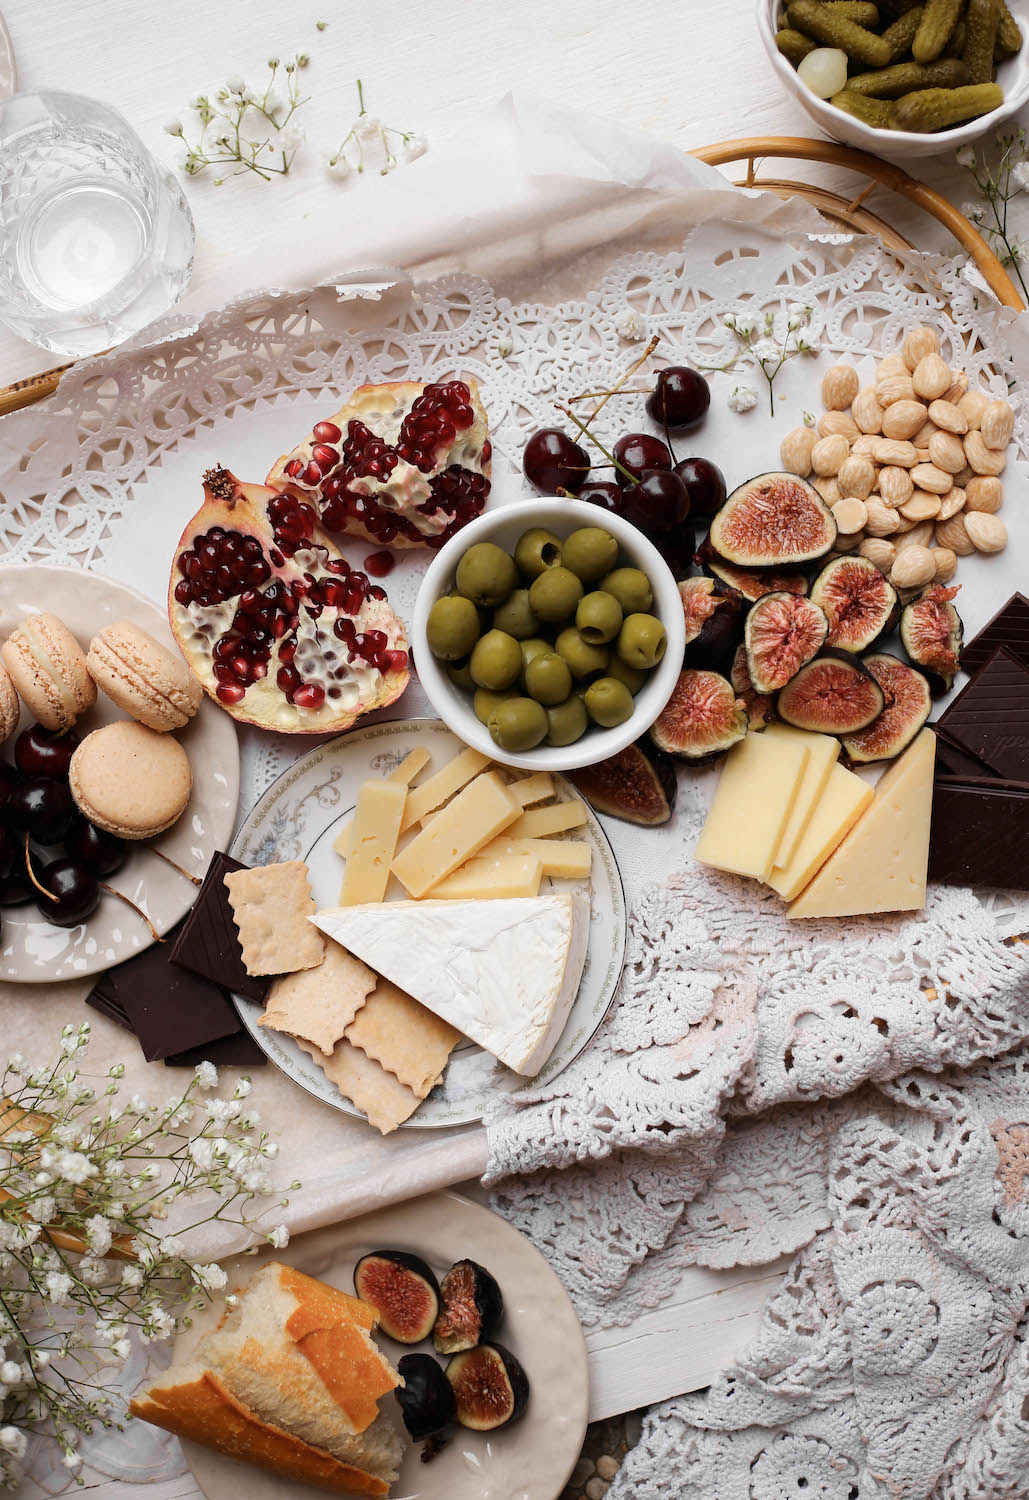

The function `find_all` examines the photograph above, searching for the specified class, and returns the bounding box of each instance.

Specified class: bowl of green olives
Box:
[413,498,686,770]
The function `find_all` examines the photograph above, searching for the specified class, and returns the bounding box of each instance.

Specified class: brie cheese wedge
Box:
[313,892,589,1076]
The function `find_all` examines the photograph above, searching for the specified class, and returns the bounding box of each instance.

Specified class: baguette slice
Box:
[131,1263,403,1496]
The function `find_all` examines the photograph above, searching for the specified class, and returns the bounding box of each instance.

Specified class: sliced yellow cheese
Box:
[400,747,492,833]
[431,853,544,900]
[788,728,935,919]
[768,763,874,901]
[390,771,520,898]
[510,771,556,808]
[694,731,810,882]
[506,801,587,840]
[333,747,432,857]
[764,725,840,869]
[478,836,592,880]
[339,779,407,906]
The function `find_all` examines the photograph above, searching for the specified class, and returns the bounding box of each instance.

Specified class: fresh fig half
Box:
[433,1260,503,1355]
[696,540,810,604]
[731,644,775,730]
[649,669,748,760]
[446,1343,530,1432]
[565,742,676,826]
[841,653,932,764]
[679,577,743,671]
[899,585,963,694]
[776,649,885,735]
[709,471,836,568]
[743,592,828,695]
[810,556,898,654]
[395,1353,457,1439]
[354,1250,440,1343]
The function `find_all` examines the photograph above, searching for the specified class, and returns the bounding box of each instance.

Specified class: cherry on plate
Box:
[578,481,623,514]
[646,367,710,430]
[673,457,726,518]
[0,765,22,820]
[32,858,100,928]
[655,523,698,581]
[613,433,672,486]
[14,725,79,779]
[620,469,690,535]
[65,819,127,878]
[522,429,590,495]
[7,779,77,845]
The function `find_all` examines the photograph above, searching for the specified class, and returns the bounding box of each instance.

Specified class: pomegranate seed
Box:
[342,585,364,612]
[302,461,322,486]
[216,682,246,704]
[231,655,251,680]
[386,650,409,671]
[279,637,297,663]
[213,662,236,683]
[363,549,394,578]
[293,683,326,709]
[285,457,305,478]
[313,420,342,442]
[277,664,301,693]
[368,585,387,601]
[174,580,194,605]
[311,443,337,468]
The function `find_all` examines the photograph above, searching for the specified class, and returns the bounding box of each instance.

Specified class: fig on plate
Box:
[354,1250,440,1343]
[649,669,748,760]
[743,592,828,695]
[695,541,810,604]
[899,585,963,694]
[809,556,898,654]
[841,653,932,764]
[565,742,676,826]
[433,1260,503,1355]
[169,469,409,733]
[395,1353,457,1439]
[730,644,775,731]
[267,379,491,549]
[708,471,836,568]
[679,578,743,672]
[776,650,885,735]
[446,1343,530,1432]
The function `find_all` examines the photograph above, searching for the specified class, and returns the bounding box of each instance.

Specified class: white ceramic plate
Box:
[177,1191,589,1500]
[230,716,626,1127]
[0,565,240,981]
[0,13,15,100]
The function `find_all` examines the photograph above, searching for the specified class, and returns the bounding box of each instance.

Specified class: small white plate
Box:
[0,565,240,981]
[231,716,626,1127]
[177,1191,589,1500]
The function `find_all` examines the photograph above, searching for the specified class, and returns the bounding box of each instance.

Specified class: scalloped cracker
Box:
[223,862,324,976]
[259,943,377,1056]
[298,1036,421,1134]
[345,979,459,1097]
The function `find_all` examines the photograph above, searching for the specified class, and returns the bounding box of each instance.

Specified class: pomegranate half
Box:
[266,379,491,549]
[168,468,409,733]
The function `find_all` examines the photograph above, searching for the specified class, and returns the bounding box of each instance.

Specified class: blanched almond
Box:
[900,490,942,521]
[852,386,884,435]
[864,498,901,537]
[964,429,1006,476]
[837,455,876,500]
[859,538,896,573]
[928,398,968,435]
[877,465,914,507]
[965,511,1007,553]
[902,326,940,371]
[911,353,952,401]
[811,434,849,477]
[957,389,987,429]
[818,410,860,442]
[928,430,966,475]
[832,498,868,534]
[876,354,908,381]
[894,519,935,550]
[869,437,917,467]
[952,465,975,488]
[930,547,957,583]
[813,475,842,505]
[942,373,968,406]
[910,462,952,494]
[832,531,863,553]
[890,546,936,589]
[877,374,916,406]
[851,434,880,458]
[911,419,939,447]
[822,365,860,410]
[935,512,975,556]
[936,487,966,521]
[980,400,1014,451]
[964,475,1002,513]
[780,427,815,476]
[882,399,929,441]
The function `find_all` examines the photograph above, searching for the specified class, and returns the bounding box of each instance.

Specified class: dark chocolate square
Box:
[960,592,1029,678]
[935,647,1029,782]
[168,851,271,1004]
[84,989,133,1032]
[932,727,993,779]
[930,780,1029,889]
[164,1030,267,1068]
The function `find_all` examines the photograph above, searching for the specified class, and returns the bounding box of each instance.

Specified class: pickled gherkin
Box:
[845,56,968,92]
[825,1,881,22]
[996,1,1023,54]
[889,79,1003,127]
[963,0,1001,80]
[880,6,924,58]
[777,25,818,62]
[787,0,893,63]
[944,17,967,53]
[912,0,965,59]
[831,87,893,123]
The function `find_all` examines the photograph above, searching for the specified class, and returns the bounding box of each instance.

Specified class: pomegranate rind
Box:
[697,542,810,604]
[810,556,898,654]
[743,592,828,695]
[899,585,963,693]
[649,669,748,760]
[709,471,836,568]
[841,653,932,764]
[730,644,774,730]
[776,651,885,735]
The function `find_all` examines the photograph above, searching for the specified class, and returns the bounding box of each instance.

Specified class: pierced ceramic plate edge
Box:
[0,15,16,100]
[229,716,627,1129]
[175,1190,590,1500]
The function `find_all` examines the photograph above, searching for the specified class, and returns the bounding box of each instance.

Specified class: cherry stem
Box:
[586,334,660,427]
[23,837,57,902]
[148,848,202,886]
[557,404,638,486]
[569,387,651,401]
[100,885,164,943]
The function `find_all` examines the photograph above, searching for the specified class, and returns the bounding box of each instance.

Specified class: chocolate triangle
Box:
[169,850,271,1003]
[932,730,992,779]
[960,592,1029,677]
[934,647,1029,782]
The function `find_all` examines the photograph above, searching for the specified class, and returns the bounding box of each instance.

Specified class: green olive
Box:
[455,542,518,607]
[561,527,619,585]
[491,587,539,641]
[528,566,584,626]
[488,696,548,753]
[555,626,610,679]
[524,650,573,707]
[447,659,475,690]
[519,637,551,675]
[617,613,667,670]
[601,566,653,616]
[575,590,623,645]
[470,628,523,690]
[584,677,635,728]
[545,694,589,747]
[426,595,482,661]
[514,528,564,581]
[474,687,517,725]
[606,655,648,694]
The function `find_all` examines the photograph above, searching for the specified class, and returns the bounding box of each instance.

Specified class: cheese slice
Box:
[788,729,935,919]
[768,763,874,901]
[333,747,432,857]
[763,725,840,869]
[506,801,587,840]
[695,731,810,882]
[314,891,590,1075]
[400,747,492,833]
[431,853,544,899]
[510,772,556,808]
[479,836,592,880]
[390,771,520,898]
[339,779,407,905]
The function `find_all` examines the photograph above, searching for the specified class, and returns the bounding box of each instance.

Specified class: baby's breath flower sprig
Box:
[327,79,427,180]
[166,55,311,183]
[957,128,1029,306]
[720,304,816,417]
[0,1025,294,1487]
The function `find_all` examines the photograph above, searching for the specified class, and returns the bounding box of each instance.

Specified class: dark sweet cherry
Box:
[0,765,22,819]
[579,480,624,514]
[32,858,100,927]
[522,429,590,495]
[0,870,31,907]
[655,523,698,581]
[14,725,79,779]
[8,779,77,845]
[646,367,711,430]
[612,433,672,486]
[620,469,690,535]
[65,819,127,878]
[0,824,14,881]
[673,457,727,517]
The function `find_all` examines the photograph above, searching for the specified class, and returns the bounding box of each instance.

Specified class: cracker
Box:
[259,943,377,1056]
[223,861,324,976]
[345,979,459,1097]
[298,1037,421,1134]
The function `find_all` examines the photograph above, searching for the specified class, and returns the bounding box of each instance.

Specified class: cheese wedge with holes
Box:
[695,731,810,882]
[768,763,873,901]
[333,747,432,858]
[430,853,544,899]
[788,729,935,918]
[339,779,407,906]
[390,771,520,898]
[314,891,589,1075]
[763,725,840,869]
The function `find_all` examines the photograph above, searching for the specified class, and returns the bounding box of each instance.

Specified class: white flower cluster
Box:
[722,303,817,417]
[327,81,427,181]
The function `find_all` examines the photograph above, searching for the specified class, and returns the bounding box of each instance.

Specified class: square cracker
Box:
[259,943,377,1056]
[298,1037,421,1135]
[223,862,324,976]
[345,980,459,1098]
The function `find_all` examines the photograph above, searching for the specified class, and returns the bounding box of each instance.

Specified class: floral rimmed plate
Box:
[230,717,626,1128]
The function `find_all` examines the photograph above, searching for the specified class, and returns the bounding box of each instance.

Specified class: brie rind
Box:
[312,892,589,1076]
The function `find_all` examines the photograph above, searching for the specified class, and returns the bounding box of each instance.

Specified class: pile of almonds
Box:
[779,326,1012,593]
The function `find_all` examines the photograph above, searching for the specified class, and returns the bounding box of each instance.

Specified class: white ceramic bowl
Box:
[758,0,1029,159]
[413,498,686,771]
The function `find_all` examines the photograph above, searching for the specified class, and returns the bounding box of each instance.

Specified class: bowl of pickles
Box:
[413,498,686,771]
